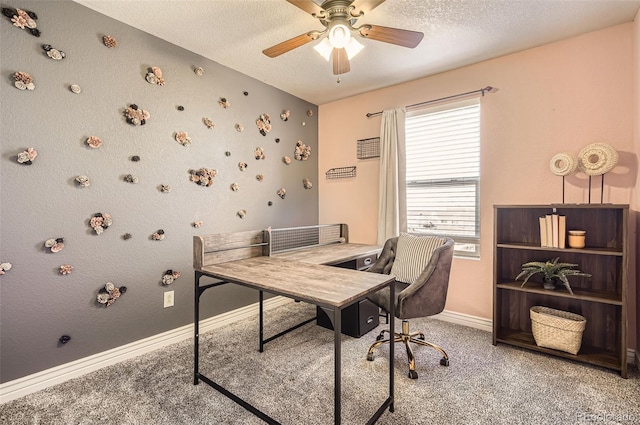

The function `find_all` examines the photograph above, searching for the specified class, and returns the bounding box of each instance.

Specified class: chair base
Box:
[366,319,449,379]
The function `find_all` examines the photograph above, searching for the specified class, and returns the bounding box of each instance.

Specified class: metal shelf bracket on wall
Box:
[325,166,356,179]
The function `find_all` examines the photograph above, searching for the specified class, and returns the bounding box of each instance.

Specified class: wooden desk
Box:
[275,244,382,338]
[194,254,395,425]
[200,256,389,310]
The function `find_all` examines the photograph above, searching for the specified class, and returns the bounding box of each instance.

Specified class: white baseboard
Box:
[433,309,493,333]
[0,296,292,404]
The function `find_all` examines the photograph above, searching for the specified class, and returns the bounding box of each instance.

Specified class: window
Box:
[405,99,480,257]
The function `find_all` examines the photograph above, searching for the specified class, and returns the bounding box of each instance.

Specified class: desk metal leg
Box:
[192,272,390,424]
[194,271,201,385]
[333,307,342,425]
[258,291,315,351]
[259,290,264,353]
[389,282,395,413]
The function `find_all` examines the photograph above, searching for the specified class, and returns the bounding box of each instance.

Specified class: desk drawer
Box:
[316,300,379,338]
[334,253,378,271]
[356,254,377,270]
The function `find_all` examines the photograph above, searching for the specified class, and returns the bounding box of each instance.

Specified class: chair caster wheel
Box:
[417,333,425,340]
[440,357,449,366]
[367,352,374,361]
[376,334,384,341]
[408,370,418,379]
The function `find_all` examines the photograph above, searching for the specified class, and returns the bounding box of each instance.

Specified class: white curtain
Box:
[377,107,407,246]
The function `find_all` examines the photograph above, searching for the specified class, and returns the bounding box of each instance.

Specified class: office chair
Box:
[366,234,454,379]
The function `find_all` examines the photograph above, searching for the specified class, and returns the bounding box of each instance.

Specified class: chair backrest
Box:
[369,235,455,319]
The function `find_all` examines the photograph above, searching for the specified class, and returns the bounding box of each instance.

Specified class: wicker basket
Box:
[530,306,586,355]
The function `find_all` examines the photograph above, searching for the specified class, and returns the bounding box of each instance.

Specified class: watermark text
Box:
[576,411,637,423]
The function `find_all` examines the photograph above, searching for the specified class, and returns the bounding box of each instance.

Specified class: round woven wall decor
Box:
[577,143,618,176]
[549,152,578,176]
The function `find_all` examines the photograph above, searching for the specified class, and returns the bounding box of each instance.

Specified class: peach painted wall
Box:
[318,23,638,349]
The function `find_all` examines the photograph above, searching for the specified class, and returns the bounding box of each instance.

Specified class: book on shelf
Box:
[538,214,566,248]
[539,216,548,247]
[545,215,553,247]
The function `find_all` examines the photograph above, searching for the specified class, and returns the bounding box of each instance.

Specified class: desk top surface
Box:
[198,256,393,308]
[273,243,381,265]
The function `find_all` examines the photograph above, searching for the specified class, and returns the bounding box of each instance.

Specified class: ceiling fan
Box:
[262,0,424,75]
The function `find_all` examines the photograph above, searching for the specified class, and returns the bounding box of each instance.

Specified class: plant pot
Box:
[542,277,557,291]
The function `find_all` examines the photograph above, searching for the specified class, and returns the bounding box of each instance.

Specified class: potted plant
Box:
[515,257,591,295]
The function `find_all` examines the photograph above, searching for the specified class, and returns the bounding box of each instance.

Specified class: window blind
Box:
[405,101,480,256]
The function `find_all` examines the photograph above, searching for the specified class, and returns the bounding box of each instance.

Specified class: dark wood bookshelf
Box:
[493,204,629,377]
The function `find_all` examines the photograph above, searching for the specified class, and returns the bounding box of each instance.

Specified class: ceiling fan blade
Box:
[262,32,320,58]
[332,48,350,75]
[286,0,324,16]
[358,24,424,48]
[350,0,386,16]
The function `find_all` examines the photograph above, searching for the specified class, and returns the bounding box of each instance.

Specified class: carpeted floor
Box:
[1,301,638,425]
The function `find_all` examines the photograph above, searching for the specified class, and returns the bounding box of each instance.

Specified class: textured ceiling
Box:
[74,0,640,105]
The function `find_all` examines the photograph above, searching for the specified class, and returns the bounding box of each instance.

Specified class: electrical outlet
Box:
[163,291,174,308]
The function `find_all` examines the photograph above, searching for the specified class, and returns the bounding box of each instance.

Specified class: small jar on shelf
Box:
[567,230,586,249]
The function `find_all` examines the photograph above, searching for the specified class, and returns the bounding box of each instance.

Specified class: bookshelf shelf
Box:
[496,330,622,372]
[493,204,629,377]
[495,243,623,256]
[496,282,622,305]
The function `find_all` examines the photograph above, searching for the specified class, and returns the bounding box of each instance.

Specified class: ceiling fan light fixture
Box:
[314,35,363,62]
[313,38,333,61]
[344,37,364,60]
[328,22,351,48]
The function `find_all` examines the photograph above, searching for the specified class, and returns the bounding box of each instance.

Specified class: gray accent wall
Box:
[0,0,318,383]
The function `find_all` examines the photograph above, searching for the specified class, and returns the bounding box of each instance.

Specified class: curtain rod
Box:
[365,86,499,118]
